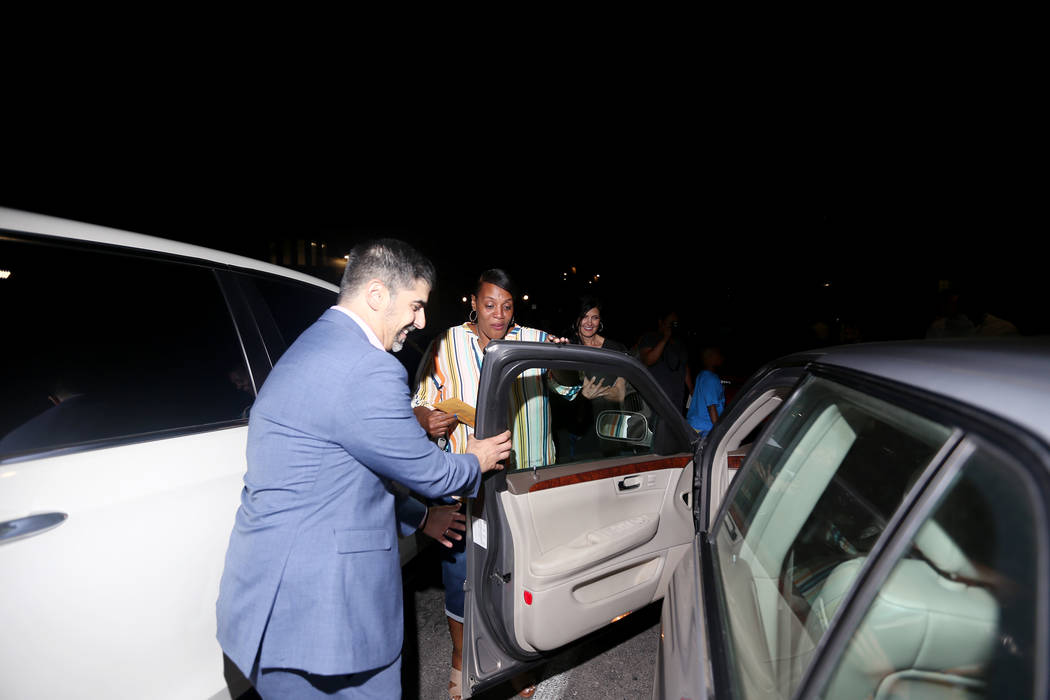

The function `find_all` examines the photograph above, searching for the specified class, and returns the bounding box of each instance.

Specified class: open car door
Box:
[461,341,698,696]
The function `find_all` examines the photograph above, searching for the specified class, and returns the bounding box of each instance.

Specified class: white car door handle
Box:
[0,512,68,545]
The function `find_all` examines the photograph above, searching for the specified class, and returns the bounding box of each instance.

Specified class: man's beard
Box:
[391,324,413,353]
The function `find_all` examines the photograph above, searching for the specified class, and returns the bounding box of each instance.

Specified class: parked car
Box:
[460,339,1049,699]
[0,209,425,699]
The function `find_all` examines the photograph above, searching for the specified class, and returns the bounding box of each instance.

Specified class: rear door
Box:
[461,341,697,696]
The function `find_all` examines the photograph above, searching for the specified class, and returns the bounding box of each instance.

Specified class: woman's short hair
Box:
[475,268,516,298]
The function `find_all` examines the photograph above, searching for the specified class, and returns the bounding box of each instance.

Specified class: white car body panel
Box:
[0,428,247,699]
[0,207,331,288]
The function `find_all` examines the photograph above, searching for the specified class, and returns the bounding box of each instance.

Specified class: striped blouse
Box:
[412,323,579,469]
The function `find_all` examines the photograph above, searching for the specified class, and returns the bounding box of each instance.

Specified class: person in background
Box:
[687,346,725,437]
[558,296,629,457]
[412,268,586,700]
[638,310,692,414]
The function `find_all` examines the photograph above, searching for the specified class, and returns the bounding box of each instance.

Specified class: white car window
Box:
[819,444,1043,699]
[712,376,952,700]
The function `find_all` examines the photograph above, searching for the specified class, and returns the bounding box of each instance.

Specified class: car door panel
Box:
[501,457,694,651]
[463,342,697,696]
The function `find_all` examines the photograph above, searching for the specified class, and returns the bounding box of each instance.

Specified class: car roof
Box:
[0,207,339,291]
[807,339,1050,445]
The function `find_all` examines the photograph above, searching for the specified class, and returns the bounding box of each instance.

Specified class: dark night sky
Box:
[3,70,1041,378]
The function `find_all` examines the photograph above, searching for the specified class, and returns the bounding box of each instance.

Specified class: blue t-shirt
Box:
[687,370,725,436]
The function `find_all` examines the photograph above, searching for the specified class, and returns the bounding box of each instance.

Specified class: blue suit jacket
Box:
[216,309,480,677]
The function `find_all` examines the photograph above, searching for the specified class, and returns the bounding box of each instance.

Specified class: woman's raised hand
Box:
[581,376,613,400]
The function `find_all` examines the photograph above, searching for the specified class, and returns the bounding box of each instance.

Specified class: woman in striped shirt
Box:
[412,268,604,699]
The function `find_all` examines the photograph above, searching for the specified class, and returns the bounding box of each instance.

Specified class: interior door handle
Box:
[0,512,68,545]
[618,476,642,491]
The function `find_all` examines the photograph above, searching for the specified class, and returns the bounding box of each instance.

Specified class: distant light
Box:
[823,282,831,287]
[344,254,350,260]
[461,296,468,303]
[0,270,10,280]
[311,241,317,247]
[522,294,530,301]
[596,274,600,278]
[571,266,577,274]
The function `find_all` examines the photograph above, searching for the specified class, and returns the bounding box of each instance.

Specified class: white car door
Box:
[1,430,249,699]
[0,232,336,699]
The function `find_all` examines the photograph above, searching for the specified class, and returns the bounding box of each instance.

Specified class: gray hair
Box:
[338,238,436,302]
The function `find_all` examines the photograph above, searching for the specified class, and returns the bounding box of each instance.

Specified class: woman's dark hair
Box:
[475,268,516,298]
[572,295,604,342]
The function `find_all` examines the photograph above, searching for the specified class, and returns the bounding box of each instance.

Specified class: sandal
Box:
[449,665,463,700]
[512,673,537,698]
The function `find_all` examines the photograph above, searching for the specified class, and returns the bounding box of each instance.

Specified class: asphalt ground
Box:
[402,545,661,700]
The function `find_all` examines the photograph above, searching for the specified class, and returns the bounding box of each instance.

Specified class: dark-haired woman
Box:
[412,269,583,699]
[560,297,629,456]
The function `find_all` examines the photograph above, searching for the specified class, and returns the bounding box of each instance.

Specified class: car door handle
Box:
[618,476,642,491]
[0,512,68,545]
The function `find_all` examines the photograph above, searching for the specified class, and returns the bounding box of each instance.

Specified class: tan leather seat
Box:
[807,532,998,699]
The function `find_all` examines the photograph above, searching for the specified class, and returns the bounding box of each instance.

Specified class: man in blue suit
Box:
[216,239,512,698]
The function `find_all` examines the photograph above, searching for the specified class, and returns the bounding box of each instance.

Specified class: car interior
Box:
[714,378,1015,699]
[705,387,789,524]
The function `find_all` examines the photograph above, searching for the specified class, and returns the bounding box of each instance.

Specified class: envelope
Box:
[433,398,476,428]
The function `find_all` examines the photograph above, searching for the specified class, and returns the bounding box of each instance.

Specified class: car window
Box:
[0,237,252,460]
[712,376,953,700]
[819,444,1043,699]
[508,365,662,470]
[247,274,335,351]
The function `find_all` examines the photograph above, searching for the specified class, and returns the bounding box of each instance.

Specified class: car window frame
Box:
[702,367,963,700]
[700,360,1050,700]
[792,369,1050,699]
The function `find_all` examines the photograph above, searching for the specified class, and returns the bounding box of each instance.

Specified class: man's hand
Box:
[422,503,466,548]
[414,406,460,439]
[467,430,512,473]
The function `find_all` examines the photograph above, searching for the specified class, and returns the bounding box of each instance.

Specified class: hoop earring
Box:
[598,322,604,333]
[469,309,478,323]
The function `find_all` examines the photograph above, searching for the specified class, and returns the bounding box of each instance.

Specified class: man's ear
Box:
[365,279,387,312]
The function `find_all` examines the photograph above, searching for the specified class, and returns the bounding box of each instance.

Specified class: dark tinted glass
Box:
[250,275,335,351]
[0,236,252,460]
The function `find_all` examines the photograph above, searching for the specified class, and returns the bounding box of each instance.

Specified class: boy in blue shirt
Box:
[687,347,725,437]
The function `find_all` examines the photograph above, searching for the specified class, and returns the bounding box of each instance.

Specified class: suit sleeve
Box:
[394,493,428,537]
[338,351,481,500]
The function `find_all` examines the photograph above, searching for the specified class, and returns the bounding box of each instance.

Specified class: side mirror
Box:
[595,410,653,447]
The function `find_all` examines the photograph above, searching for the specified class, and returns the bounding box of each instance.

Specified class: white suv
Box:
[0,209,418,699]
